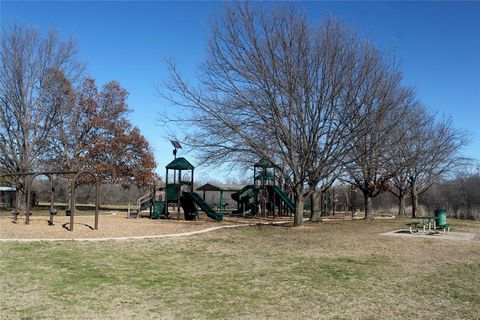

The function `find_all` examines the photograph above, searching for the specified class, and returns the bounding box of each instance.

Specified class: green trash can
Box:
[434,209,447,228]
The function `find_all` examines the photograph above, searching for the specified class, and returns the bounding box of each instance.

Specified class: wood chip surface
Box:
[0,212,292,240]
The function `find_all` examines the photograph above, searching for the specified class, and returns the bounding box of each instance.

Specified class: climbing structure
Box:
[231,159,294,217]
[162,157,223,221]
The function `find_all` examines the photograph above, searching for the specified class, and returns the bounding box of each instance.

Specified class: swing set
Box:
[0,170,99,231]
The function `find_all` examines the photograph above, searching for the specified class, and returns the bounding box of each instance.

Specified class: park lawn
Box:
[0,217,479,320]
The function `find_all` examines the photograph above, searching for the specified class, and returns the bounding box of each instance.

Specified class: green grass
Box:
[0,218,479,319]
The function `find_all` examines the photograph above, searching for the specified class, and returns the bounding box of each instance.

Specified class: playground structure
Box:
[136,157,223,221]
[0,170,99,231]
[231,158,295,217]
[135,157,295,221]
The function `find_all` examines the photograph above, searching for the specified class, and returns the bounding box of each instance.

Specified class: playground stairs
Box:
[130,192,156,218]
[139,192,153,209]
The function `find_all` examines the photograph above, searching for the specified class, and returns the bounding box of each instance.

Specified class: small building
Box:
[0,187,37,209]
[0,186,16,208]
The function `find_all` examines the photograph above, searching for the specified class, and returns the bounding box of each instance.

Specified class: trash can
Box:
[434,209,447,227]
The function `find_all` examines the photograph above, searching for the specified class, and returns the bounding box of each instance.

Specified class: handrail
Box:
[136,192,154,210]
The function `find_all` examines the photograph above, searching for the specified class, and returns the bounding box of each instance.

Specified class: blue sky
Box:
[2,1,479,180]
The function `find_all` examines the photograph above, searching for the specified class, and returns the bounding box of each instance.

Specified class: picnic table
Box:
[406,215,452,235]
[416,216,437,233]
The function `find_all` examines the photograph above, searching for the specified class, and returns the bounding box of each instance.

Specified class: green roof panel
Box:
[166,157,194,170]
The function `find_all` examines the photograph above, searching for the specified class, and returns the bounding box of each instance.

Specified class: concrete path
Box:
[380,230,476,241]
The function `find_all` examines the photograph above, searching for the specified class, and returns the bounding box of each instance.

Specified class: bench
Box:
[436,223,452,234]
[406,221,420,234]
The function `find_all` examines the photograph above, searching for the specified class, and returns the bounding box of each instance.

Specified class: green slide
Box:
[231,185,260,215]
[231,185,254,202]
[151,201,166,219]
[184,192,223,221]
[180,193,199,221]
[270,186,295,213]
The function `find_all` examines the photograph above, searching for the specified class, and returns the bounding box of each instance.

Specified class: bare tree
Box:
[162,3,402,226]
[0,23,83,206]
[422,168,480,221]
[342,60,417,219]
[405,116,469,218]
[0,24,83,174]
[387,105,433,215]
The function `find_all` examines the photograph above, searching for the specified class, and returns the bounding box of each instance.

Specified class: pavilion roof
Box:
[197,183,246,192]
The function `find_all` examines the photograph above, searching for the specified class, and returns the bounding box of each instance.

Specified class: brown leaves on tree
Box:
[51,78,156,187]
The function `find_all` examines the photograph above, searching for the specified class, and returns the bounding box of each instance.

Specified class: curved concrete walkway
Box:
[0,221,291,242]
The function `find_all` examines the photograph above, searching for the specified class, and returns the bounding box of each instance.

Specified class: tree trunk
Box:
[321,189,329,216]
[411,189,418,218]
[364,192,374,220]
[398,194,406,216]
[309,192,320,222]
[294,195,304,226]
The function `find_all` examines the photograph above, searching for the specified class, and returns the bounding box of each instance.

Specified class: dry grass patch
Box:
[0,217,478,319]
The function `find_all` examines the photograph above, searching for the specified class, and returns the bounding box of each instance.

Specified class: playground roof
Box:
[166,157,194,170]
[254,158,274,168]
[197,183,246,192]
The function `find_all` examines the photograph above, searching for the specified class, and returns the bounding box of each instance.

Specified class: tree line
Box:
[0,23,156,202]
[163,3,470,225]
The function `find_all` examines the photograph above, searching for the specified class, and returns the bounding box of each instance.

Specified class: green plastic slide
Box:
[180,193,199,221]
[271,186,295,213]
[232,185,254,202]
[151,201,166,219]
[185,192,223,221]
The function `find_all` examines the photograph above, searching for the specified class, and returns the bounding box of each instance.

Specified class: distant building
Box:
[0,187,37,209]
[0,187,15,208]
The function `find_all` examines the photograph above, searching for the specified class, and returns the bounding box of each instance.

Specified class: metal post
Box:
[94,176,99,230]
[49,177,54,226]
[177,169,181,220]
[220,190,224,212]
[165,168,169,217]
[191,168,194,193]
[25,176,32,225]
[14,185,19,223]
[70,178,75,231]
